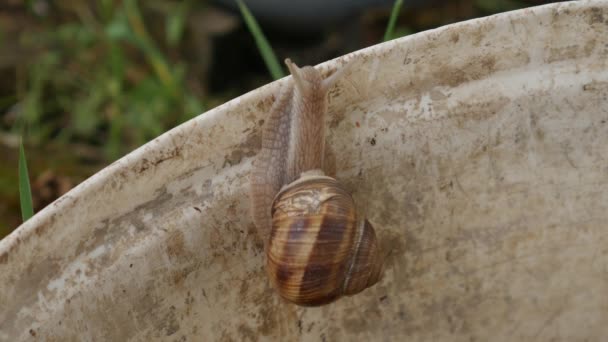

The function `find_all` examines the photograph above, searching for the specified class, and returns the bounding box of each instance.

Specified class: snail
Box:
[250,58,383,306]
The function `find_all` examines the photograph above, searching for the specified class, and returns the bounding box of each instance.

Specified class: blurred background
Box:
[0,0,558,237]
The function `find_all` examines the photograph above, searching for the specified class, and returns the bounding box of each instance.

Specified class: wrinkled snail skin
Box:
[250,58,383,306]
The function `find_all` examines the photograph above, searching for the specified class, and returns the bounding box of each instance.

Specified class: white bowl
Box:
[2,1,607,340]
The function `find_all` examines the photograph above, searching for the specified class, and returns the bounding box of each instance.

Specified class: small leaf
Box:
[384,0,404,42]
[18,140,34,221]
[237,0,284,80]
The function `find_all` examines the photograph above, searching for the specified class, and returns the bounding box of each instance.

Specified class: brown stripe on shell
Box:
[267,219,304,298]
[297,214,356,306]
[274,264,293,284]
[296,265,341,306]
[267,215,325,303]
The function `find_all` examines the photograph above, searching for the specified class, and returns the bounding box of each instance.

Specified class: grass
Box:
[239,0,407,78]
[18,140,34,221]
[10,1,205,227]
[16,0,204,160]
[237,0,284,80]
[384,0,404,42]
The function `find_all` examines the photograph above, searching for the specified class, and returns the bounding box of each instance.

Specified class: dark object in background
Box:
[208,0,561,94]
[214,0,400,34]
[209,0,432,93]
[215,0,562,34]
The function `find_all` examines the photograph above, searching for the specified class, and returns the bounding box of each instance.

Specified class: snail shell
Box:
[267,173,383,306]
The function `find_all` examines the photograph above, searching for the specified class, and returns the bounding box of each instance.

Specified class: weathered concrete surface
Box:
[1,1,608,341]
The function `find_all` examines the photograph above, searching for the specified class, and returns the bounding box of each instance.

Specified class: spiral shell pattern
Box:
[266,176,382,306]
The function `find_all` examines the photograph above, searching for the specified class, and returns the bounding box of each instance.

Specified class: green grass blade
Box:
[237,0,284,80]
[18,140,34,221]
[384,0,404,42]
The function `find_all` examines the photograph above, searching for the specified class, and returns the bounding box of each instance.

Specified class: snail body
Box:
[250,58,383,306]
